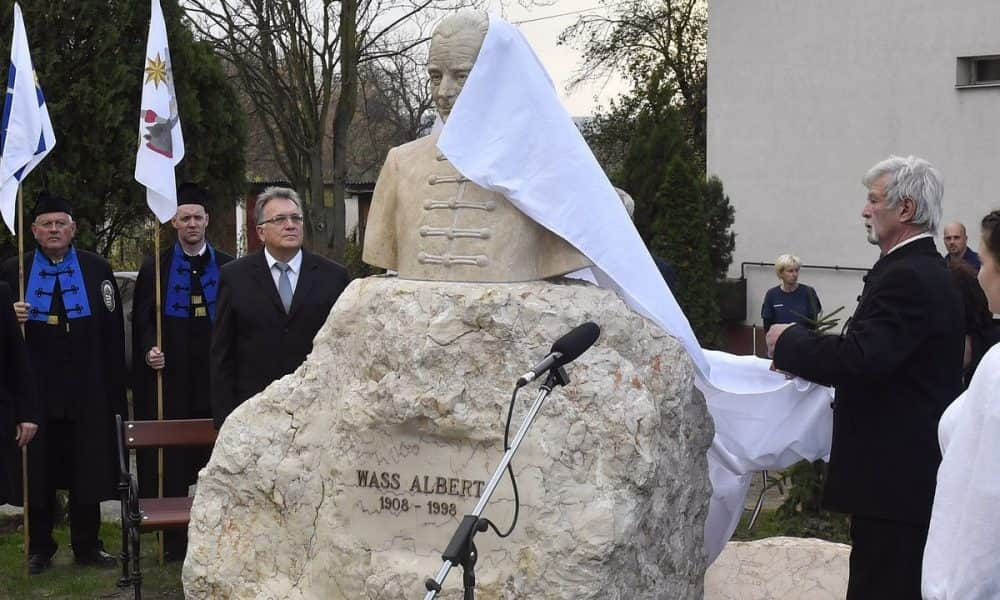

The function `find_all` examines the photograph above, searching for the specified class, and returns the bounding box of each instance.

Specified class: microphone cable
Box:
[479,385,522,539]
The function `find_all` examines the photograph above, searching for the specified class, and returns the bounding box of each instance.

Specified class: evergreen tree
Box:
[651,155,723,348]
[614,75,690,245]
[703,175,736,281]
[0,1,246,260]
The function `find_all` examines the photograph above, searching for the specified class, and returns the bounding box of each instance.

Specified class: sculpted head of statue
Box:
[361,11,590,282]
[428,11,489,122]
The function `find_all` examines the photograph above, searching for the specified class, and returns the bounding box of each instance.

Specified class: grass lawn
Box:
[732,508,788,541]
[731,507,851,545]
[0,515,183,599]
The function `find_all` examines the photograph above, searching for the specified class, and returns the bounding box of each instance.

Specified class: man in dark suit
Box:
[132,183,234,559]
[766,156,964,599]
[210,186,349,428]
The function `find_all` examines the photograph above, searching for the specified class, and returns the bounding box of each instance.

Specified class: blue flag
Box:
[0,2,56,233]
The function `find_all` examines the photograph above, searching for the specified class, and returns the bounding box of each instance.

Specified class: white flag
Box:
[134,0,184,223]
[0,3,57,234]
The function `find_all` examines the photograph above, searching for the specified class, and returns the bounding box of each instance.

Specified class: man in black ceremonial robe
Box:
[1,192,126,574]
[0,281,39,506]
[132,183,233,560]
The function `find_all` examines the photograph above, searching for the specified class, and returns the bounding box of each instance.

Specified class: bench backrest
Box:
[122,418,218,449]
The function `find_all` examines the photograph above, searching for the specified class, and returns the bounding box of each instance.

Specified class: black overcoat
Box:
[0,250,127,504]
[0,281,39,505]
[131,245,235,420]
[773,237,964,525]
[131,245,234,497]
[210,250,349,428]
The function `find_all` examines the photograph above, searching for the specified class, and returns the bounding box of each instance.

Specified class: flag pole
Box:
[17,186,29,577]
[134,0,183,565]
[154,222,165,565]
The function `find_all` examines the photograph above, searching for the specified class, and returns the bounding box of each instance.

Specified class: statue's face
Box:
[427,28,486,122]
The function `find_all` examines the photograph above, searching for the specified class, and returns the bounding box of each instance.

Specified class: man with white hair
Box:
[766,156,964,599]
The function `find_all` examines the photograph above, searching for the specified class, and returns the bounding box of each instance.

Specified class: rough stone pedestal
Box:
[183,277,713,599]
[704,537,850,599]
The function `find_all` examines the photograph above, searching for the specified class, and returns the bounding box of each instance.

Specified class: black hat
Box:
[32,191,73,219]
[177,182,211,211]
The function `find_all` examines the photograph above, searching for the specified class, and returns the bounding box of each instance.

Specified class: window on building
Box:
[957,55,1000,87]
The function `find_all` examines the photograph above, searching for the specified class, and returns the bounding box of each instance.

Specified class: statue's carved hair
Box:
[433,11,489,41]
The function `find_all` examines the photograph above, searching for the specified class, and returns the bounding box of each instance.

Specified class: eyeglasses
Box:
[258,214,304,226]
[34,219,72,230]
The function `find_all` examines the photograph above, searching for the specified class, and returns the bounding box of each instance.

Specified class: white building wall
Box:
[345,195,360,242]
[708,0,1000,326]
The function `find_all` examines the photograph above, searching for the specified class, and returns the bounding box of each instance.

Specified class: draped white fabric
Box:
[922,345,1000,599]
[698,351,833,561]
[438,16,707,378]
[437,14,833,563]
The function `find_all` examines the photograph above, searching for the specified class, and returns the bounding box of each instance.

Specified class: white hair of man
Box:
[255,186,303,223]
[862,155,943,235]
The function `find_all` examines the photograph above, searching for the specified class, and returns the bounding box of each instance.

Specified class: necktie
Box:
[274,262,293,313]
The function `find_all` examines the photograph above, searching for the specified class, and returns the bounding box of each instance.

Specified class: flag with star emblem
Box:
[0,3,57,234]
[135,0,184,223]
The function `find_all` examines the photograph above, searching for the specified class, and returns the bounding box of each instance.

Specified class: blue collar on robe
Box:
[26,246,92,322]
[164,242,220,321]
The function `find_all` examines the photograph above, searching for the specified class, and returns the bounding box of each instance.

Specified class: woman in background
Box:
[922,209,1000,599]
[761,254,821,332]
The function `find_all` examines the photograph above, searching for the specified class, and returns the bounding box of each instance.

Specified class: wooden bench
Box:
[115,415,217,600]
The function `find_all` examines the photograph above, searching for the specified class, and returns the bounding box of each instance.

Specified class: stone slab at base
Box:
[184,277,714,599]
[704,537,850,600]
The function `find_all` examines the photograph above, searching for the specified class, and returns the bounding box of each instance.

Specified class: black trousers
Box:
[847,515,929,600]
[28,419,103,557]
[29,496,100,557]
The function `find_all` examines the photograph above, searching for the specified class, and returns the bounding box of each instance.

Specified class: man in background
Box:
[943,221,981,271]
[210,187,349,428]
[0,281,38,506]
[132,183,234,559]
[1,192,126,574]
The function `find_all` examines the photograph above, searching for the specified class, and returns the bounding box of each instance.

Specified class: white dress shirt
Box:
[886,232,933,255]
[264,248,302,295]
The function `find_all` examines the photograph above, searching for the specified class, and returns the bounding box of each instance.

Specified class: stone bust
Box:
[362,11,590,283]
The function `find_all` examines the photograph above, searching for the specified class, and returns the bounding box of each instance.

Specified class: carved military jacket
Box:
[363,133,590,282]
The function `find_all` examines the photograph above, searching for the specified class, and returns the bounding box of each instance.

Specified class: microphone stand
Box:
[423,366,570,600]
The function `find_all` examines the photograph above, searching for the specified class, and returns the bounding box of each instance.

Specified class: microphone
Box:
[516,322,601,387]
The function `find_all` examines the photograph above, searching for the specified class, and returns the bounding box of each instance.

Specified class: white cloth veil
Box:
[438,13,834,563]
